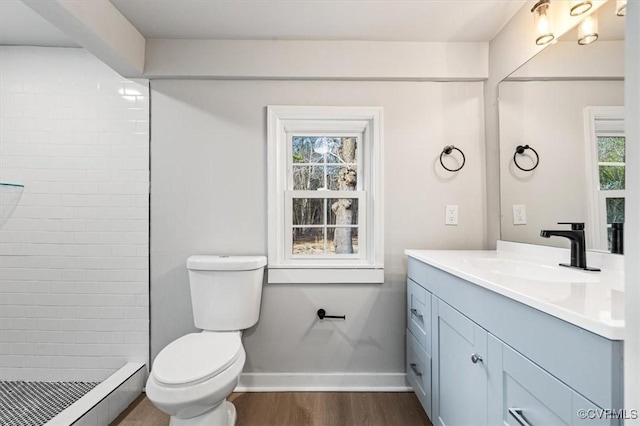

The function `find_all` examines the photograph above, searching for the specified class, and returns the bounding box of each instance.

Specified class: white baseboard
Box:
[236,372,411,392]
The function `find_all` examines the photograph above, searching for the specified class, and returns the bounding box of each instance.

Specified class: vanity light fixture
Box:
[578,15,599,45]
[569,0,592,16]
[616,0,626,16]
[531,0,555,45]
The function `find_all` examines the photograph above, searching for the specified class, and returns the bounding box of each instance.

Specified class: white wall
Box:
[0,47,149,382]
[151,80,486,386]
[499,80,624,248]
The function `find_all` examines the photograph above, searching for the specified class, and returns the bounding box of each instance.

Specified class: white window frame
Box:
[267,106,384,284]
[583,106,625,251]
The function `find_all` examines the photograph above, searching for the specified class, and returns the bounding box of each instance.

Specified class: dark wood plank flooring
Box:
[111,392,433,426]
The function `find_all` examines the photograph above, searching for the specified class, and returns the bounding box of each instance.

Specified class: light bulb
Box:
[538,14,550,34]
[578,15,599,45]
[531,0,555,45]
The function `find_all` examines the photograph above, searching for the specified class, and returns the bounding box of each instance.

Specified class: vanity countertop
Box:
[405,241,625,340]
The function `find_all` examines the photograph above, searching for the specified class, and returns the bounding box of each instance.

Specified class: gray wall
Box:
[150,80,486,377]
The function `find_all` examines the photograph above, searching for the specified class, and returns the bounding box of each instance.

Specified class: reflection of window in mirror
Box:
[584,107,625,252]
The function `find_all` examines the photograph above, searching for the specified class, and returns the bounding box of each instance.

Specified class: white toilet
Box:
[146,255,267,426]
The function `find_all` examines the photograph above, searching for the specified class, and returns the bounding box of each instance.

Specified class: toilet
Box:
[146,255,267,426]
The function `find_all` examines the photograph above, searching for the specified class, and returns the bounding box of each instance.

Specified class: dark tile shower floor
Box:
[0,381,98,426]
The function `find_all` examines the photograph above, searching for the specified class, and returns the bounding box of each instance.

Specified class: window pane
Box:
[292,137,322,164]
[292,136,358,165]
[329,137,358,165]
[606,197,625,224]
[597,136,625,163]
[327,227,359,254]
[326,165,358,190]
[292,166,327,190]
[292,227,325,255]
[292,198,325,225]
[328,198,358,225]
[599,165,625,190]
[606,198,625,251]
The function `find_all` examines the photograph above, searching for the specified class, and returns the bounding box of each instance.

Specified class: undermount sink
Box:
[465,257,599,283]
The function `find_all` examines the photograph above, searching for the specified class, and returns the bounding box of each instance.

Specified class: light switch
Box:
[445,205,459,226]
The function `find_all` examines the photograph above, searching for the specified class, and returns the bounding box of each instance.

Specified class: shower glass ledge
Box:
[0,183,25,228]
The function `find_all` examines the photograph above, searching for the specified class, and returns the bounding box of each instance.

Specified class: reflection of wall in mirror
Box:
[499,80,623,249]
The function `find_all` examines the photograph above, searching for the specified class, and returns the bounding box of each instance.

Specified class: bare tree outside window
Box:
[331,137,356,254]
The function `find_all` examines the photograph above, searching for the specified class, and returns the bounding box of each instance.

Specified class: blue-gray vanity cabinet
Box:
[406,256,623,426]
[432,299,488,426]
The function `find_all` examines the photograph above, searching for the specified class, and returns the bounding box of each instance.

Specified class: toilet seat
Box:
[153,332,242,387]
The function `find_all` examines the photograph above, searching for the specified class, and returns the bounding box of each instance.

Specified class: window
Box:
[584,107,625,251]
[267,106,384,283]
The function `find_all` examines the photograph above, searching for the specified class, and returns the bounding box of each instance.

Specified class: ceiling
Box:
[3,0,527,46]
[108,0,526,42]
[0,0,79,47]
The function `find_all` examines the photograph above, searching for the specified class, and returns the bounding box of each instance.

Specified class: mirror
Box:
[498,0,625,252]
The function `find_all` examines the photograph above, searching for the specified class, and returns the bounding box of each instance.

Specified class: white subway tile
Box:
[1,47,149,379]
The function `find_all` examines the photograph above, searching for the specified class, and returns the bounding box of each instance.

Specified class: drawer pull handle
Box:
[409,363,423,377]
[410,308,423,319]
[508,408,531,426]
[470,353,483,364]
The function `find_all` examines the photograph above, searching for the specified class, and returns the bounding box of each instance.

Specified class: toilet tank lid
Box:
[187,255,267,271]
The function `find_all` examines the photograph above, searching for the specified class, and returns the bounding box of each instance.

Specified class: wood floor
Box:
[110,392,433,426]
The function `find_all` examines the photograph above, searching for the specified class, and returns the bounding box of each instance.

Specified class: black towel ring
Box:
[440,145,465,172]
[513,145,540,171]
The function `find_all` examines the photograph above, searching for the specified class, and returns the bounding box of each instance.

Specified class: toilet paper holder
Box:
[317,309,346,320]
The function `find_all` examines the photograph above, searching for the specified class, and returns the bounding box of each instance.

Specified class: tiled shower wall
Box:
[0,47,149,381]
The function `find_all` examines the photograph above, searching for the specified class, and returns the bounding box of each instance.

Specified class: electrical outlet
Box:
[513,204,527,225]
[445,205,459,226]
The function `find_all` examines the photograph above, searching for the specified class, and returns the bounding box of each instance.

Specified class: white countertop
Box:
[405,241,625,340]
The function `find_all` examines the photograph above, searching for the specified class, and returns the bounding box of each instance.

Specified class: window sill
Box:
[267,267,384,284]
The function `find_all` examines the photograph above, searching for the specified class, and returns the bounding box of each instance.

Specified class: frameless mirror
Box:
[498,0,625,252]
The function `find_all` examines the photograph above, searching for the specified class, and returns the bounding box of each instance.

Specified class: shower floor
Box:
[0,380,99,426]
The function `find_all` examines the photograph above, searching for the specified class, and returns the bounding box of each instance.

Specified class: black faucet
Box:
[540,222,600,271]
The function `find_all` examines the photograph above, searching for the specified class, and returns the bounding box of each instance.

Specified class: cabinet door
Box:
[434,299,488,426]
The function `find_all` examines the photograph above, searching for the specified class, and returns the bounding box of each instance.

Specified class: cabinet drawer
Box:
[502,345,614,426]
[407,278,431,353]
[407,329,432,419]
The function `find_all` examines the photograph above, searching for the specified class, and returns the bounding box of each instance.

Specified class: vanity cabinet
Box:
[406,257,623,426]
[433,300,488,425]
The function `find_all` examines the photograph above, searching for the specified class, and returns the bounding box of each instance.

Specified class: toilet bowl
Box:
[146,332,245,426]
[146,255,266,426]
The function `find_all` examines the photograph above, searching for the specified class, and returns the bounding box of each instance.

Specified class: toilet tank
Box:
[186,255,267,331]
